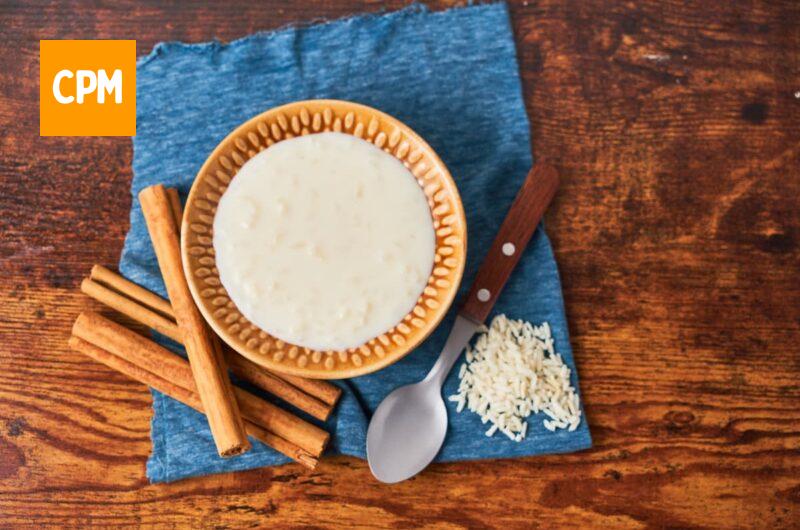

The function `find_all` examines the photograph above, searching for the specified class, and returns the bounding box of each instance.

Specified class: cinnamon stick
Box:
[139,184,249,457]
[72,311,329,456]
[68,335,318,469]
[243,422,319,469]
[90,264,174,318]
[226,354,332,421]
[278,373,343,408]
[81,273,334,421]
[163,187,343,409]
[81,277,181,342]
[165,187,183,230]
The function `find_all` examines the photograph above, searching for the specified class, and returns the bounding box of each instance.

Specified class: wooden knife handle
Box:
[460,162,559,324]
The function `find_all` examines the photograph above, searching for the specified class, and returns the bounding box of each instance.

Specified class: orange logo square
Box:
[40,40,136,136]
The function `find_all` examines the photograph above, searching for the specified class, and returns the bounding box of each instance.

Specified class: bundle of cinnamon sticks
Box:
[69,185,340,470]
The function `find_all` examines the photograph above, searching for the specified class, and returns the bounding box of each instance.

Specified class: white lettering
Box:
[75,70,97,104]
[52,69,74,104]
[97,69,122,104]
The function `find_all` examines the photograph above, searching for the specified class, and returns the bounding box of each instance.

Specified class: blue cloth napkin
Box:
[122,2,591,483]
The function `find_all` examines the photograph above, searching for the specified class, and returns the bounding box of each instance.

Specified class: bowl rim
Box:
[182,98,467,379]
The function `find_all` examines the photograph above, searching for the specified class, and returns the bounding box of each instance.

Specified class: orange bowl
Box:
[182,100,466,378]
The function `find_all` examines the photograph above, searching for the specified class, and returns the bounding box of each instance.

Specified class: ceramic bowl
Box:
[182,99,466,378]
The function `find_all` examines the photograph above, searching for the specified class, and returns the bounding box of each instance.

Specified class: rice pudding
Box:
[213,132,436,351]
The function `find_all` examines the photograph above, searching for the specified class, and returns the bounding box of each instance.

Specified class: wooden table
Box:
[2,1,799,527]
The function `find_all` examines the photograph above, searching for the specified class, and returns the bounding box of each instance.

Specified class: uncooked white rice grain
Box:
[449,314,582,442]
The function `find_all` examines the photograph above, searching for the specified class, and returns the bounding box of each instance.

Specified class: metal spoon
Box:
[367,162,559,483]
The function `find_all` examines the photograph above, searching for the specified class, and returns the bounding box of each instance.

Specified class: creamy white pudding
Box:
[213,132,436,351]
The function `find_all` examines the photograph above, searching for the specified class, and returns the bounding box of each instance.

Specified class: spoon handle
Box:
[460,162,559,324]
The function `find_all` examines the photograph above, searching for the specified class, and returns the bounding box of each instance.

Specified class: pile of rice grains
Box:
[449,315,582,442]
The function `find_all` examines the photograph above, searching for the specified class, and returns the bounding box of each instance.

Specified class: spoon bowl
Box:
[366,380,448,483]
[366,315,480,483]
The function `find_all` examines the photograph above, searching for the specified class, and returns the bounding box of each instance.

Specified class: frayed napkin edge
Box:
[137,2,508,67]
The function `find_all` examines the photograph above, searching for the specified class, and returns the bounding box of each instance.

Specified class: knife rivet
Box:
[502,242,516,256]
[477,289,491,302]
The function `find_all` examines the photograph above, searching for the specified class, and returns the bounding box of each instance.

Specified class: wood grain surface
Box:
[1,0,799,528]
